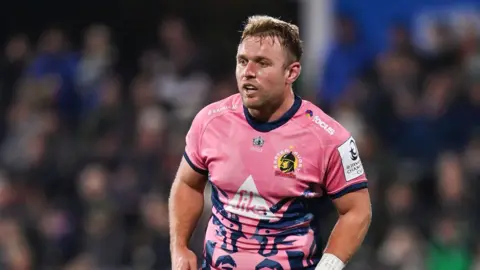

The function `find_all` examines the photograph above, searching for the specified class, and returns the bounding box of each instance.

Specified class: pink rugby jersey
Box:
[184,94,368,270]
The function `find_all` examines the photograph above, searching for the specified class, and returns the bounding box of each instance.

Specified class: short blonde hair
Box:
[241,15,303,63]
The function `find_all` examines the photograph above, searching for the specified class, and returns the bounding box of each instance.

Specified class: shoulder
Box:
[190,93,242,129]
[299,99,352,147]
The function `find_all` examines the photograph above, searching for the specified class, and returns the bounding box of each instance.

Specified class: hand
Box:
[171,246,197,270]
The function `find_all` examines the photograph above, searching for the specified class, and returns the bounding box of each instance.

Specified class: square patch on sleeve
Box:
[337,137,364,181]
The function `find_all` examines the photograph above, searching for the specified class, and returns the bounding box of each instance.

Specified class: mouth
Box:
[242,83,258,95]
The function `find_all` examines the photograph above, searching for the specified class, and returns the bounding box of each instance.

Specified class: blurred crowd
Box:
[0,10,478,270]
[0,16,232,270]
[319,16,480,270]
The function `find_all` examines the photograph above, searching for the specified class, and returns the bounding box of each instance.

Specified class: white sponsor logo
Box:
[337,137,364,181]
[312,116,335,135]
[207,104,238,115]
[224,175,275,220]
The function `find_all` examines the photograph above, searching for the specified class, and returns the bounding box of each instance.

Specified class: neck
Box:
[248,90,295,122]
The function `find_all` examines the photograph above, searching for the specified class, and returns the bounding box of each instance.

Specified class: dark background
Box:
[0,0,479,269]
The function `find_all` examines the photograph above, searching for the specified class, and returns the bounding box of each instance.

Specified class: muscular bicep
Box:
[174,157,208,192]
[332,189,371,216]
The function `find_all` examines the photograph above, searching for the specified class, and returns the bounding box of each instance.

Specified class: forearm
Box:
[169,179,205,249]
[323,210,371,264]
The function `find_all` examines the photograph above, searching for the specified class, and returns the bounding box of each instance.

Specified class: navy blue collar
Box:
[243,95,302,132]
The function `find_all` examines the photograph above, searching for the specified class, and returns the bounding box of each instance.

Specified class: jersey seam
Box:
[198,109,240,158]
[288,107,340,175]
[197,94,242,155]
[288,103,352,189]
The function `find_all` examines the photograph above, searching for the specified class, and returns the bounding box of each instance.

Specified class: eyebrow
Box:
[236,54,272,62]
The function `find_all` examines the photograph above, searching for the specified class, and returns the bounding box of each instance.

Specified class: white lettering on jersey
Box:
[312,115,335,135]
[224,175,275,220]
[337,137,364,181]
[207,104,238,115]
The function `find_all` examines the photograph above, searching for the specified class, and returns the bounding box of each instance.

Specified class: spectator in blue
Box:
[28,27,80,130]
[318,15,370,111]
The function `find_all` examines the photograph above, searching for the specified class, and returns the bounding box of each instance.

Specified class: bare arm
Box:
[321,189,372,268]
[169,157,208,250]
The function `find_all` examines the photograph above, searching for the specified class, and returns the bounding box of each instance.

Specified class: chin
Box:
[242,97,264,110]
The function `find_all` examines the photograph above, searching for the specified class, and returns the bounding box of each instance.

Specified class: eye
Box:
[237,58,247,66]
[259,61,270,68]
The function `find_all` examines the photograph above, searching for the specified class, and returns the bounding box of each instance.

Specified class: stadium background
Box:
[0,0,479,269]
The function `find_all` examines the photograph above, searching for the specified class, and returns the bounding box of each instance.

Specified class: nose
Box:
[242,62,256,79]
